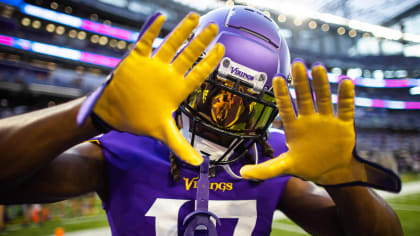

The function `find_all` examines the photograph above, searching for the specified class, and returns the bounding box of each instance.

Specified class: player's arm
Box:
[278,177,344,235]
[0,98,100,190]
[0,141,106,204]
[279,177,402,236]
[325,184,402,236]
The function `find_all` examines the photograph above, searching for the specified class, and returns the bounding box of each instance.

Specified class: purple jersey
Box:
[94,129,290,236]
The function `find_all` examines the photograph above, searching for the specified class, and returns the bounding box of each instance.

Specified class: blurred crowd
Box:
[356,129,420,174]
[0,56,106,94]
[355,107,420,130]
[0,193,100,232]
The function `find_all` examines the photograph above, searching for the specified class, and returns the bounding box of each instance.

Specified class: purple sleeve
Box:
[93,131,171,170]
[268,128,288,156]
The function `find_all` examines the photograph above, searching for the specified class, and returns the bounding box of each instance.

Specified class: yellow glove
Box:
[77,12,225,166]
[240,60,401,192]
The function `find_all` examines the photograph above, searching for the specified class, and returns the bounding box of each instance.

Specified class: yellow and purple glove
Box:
[77,12,225,166]
[240,60,401,192]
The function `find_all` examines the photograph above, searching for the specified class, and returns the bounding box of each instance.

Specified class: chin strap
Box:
[183,156,221,236]
[222,142,259,179]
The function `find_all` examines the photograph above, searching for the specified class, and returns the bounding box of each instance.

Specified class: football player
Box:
[0,6,403,236]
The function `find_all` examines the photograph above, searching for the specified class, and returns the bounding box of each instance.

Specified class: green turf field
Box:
[0,215,109,236]
[400,172,420,183]
[387,193,420,236]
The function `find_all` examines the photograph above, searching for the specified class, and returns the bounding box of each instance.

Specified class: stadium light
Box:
[347,68,362,78]
[384,71,394,79]
[77,31,86,40]
[373,70,384,80]
[109,39,118,48]
[68,29,77,38]
[349,29,357,38]
[46,23,55,32]
[226,0,234,7]
[395,70,407,78]
[99,36,108,46]
[32,20,41,29]
[294,18,303,26]
[410,86,420,95]
[64,6,72,14]
[308,21,317,30]
[337,27,346,35]
[90,35,99,44]
[277,15,287,23]
[321,24,330,32]
[50,2,58,10]
[363,70,372,78]
[362,32,371,38]
[331,67,342,76]
[56,26,65,35]
[21,17,30,26]
[117,40,126,50]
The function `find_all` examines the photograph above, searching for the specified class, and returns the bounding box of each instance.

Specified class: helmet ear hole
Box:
[222,58,230,68]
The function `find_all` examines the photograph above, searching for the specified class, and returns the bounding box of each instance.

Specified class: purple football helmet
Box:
[179,6,291,168]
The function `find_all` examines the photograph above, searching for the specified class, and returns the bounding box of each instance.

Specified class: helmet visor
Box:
[184,63,277,136]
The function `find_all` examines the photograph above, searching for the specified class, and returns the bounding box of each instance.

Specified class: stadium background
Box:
[0,0,419,235]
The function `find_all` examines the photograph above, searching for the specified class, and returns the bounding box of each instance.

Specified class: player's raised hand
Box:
[77,12,225,166]
[240,60,401,192]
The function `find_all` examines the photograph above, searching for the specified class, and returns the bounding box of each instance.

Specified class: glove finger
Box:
[311,63,334,116]
[172,23,218,75]
[240,153,291,180]
[273,75,296,125]
[184,43,225,92]
[133,14,165,57]
[159,119,203,166]
[291,60,315,116]
[337,79,355,122]
[136,12,164,41]
[154,12,199,63]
